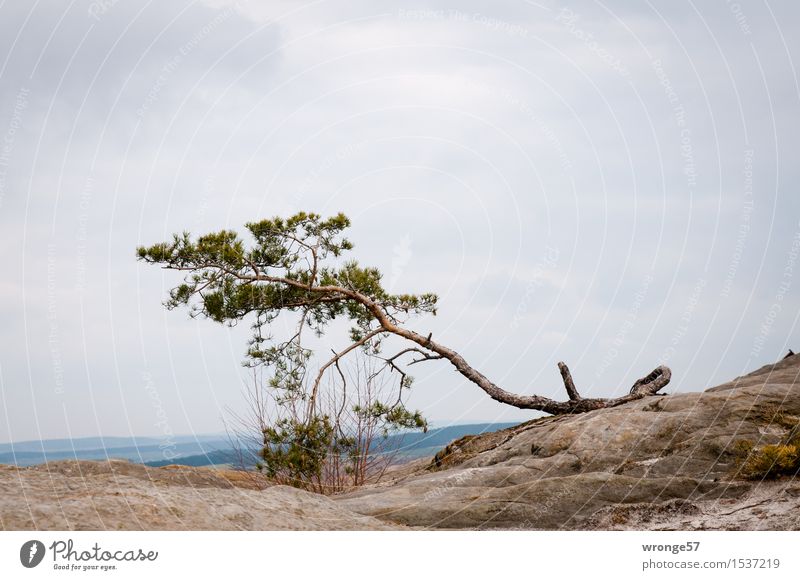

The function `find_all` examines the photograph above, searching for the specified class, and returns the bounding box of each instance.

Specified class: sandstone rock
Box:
[0,460,400,530]
[337,355,800,529]
[3,355,798,530]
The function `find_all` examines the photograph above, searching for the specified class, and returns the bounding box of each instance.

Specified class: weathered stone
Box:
[337,354,800,529]
[3,355,799,530]
[0,460,399,530]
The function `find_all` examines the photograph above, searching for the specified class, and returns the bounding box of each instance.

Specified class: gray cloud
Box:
[1,0,798,443]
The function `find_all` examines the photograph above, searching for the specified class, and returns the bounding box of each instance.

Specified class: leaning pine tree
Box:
[137,212,671,421]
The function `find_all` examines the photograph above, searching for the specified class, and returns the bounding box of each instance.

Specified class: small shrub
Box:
[259,415,335,485]
[739,442,800,480]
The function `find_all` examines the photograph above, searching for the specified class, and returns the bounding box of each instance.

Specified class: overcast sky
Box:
[1,0,799,445]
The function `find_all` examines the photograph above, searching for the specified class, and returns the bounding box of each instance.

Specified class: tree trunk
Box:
[383,322,671,414]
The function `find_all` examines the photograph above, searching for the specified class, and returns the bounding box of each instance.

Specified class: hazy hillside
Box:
[0,436,231,466]
[0,424,518,468]
[143,423,519,468]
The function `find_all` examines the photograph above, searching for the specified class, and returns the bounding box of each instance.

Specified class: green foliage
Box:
[259,415,335,484]
[257,401,427,492]
[353,401,428,435]
[137,212,438,368]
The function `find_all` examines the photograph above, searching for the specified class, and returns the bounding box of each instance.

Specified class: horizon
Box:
[0,418,521,447]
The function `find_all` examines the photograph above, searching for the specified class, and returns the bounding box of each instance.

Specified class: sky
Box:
[1,0,799,445]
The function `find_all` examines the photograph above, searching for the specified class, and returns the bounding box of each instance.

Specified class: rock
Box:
[336,355,800,529]
[0,461,400,530]
[3,355,798,530]
[586,498,702,530]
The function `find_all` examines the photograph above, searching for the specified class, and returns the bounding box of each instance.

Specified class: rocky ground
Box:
[2,354,799,530]
[337,353,800,529]
[0,460,398,530]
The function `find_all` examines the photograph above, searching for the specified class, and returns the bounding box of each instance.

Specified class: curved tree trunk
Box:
[218,272,672,415]
[383,322,671,414]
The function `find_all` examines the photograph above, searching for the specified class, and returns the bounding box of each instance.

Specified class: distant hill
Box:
[145,448,248,468]
[0,437,231,466]
[143,423,520,468]
[0,436,162,454]
[0,424,518,468]
[0,433,228,454]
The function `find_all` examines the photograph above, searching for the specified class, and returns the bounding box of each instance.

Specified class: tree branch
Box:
[377,319,671,414]
[195,267,672,415]
[557,362,581,401]
[384,347,444,367]
[308,328,385,416]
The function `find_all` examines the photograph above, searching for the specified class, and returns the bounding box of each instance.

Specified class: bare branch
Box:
[332,355,348,425]
[558,362,581,401]
[308,328,385,416]
[384,347,443,367]
[408,353,444,366]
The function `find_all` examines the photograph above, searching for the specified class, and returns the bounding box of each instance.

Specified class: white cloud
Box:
[1,0,798,441]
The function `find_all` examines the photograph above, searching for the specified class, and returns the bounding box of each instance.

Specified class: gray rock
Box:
[337,355,800,529]
[3,355,797,530]
[0,460,400,530]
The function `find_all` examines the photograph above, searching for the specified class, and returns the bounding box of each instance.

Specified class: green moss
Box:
[737,441,800,480]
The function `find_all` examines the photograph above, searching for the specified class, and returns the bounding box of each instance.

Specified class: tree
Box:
[137,211,671,420]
